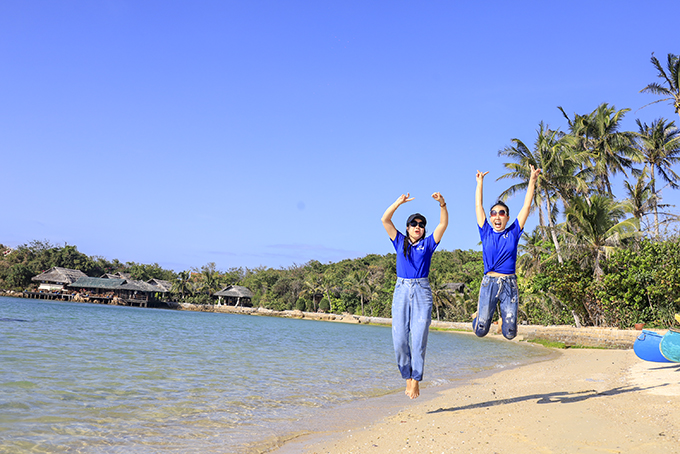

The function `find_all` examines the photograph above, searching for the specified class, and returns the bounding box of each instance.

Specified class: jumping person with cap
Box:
[381,192,448,399]
[473,165,540,340]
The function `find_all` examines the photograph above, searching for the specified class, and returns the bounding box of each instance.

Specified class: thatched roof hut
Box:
[214,285,254,307]
[147,279,172,292]
[69,277,126,290]
[68,277,168,305]
[102,272,133,280]
[32,267,88,291]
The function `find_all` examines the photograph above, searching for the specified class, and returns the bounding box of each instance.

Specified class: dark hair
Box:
[490,200,509,216]
[403,217,426,259]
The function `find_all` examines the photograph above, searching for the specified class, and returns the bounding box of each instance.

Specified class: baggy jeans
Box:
[391,277,432,382]
[473,274,519,340]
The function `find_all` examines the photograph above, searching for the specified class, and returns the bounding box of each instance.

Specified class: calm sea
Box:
[0,296,551,453]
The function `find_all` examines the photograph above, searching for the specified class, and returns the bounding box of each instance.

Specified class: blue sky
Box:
[1,1,678,272]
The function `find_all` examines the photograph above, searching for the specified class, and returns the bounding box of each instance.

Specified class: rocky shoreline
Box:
[179,302,645,349]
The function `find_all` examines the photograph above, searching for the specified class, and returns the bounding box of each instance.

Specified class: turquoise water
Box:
[0,297,550,453]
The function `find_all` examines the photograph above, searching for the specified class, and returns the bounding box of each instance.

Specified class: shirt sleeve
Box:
[391,231,404,252]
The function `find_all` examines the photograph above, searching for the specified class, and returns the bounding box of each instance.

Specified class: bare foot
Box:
[409,380,420,399]
[405,379,420,399]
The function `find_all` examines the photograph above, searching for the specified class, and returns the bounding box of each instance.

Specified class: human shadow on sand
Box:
[649,363,680,371]
[428,384,668,414]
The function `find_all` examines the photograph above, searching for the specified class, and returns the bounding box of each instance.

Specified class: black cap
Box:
[406,213,427,227]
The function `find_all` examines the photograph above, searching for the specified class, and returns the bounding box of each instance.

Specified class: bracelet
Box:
[440,203,447,208]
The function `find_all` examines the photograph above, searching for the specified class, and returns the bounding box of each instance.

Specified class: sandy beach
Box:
[275,346,680,454]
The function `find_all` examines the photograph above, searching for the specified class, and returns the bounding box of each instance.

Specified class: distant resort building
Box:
[31,267,88,291]
[214,285,254,307]
[27,267,255,309]
[28,267,173,308]
[67,274,172,307]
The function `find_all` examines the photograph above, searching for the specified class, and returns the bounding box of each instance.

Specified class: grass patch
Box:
[526,339,609,349]
[430,327,470,332]
[526,339,567,349]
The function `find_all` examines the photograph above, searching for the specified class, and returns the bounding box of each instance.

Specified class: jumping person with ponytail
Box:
[381,192,448,399]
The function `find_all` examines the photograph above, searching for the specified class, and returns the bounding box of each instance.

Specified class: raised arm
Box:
[516,165,541,229]
[475,170,489,228]
[381,193,413,241]
[431,192,448,244]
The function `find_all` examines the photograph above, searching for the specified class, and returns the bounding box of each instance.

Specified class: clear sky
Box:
[1,1,678,272]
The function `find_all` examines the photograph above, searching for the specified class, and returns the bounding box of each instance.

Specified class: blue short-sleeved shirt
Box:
[479,219,522,275]
[392,231,439,279]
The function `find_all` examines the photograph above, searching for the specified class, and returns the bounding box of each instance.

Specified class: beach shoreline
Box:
[271,347,680,454]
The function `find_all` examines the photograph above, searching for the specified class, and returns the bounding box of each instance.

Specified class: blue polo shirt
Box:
[392,231,439,279]
[479,219,522,275]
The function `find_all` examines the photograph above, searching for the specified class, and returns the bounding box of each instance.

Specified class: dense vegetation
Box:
[2,52,680,329]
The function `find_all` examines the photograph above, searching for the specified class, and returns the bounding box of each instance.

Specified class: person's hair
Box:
[403,220,426,258]
[490,200,510,216]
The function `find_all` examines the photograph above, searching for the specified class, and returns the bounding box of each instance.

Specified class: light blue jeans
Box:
[473,274,519,340]
[391,277,432,382]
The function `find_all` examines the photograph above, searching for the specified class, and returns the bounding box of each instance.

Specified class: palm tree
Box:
[321,271,339,312]
[428,268,454,321]
[171,270,193,299]
[517,227,551,277]
[198,262,221,296]
[639,52,680,119]
[561,194,640,278]
[621,169,656,235]
[559,104,641,196]
[343,270,370,316]
[498,122,586,263]
[635,118,680,237]
[301,273,323,312]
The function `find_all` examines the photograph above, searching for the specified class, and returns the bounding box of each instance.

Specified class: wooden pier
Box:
[10,291,151,307]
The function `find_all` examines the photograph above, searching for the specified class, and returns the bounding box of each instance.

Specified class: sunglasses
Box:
[409,220,426,228]
[490,210,507,216]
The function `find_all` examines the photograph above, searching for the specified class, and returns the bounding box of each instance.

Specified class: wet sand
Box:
[274,347,680,453]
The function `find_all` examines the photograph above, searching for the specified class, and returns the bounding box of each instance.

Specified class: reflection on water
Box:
[0,297,550,453]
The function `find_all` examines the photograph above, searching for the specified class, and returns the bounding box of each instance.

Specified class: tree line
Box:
[2,52,679,329]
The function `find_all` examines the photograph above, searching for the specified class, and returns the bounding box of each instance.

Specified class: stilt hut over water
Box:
[67,276,170,307]
[214,285,254,307]
[31,267,88,291]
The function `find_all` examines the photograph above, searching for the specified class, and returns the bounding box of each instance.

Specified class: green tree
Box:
[172,270,193,299]
[321,270,342,313]
[621,169,656,234]
[301,273,323,312]
[517,227,552,277]
[559,103,640,195]
[343,270,370,316]
[599,239,680,328]
[428,268,454,321]
[635,118,680,237]
[498,122,585,263]
[195,262,221,297]
[561,194,640,278]
[6,264,34,289]
[639,52,680,119]
[126,262,176,281]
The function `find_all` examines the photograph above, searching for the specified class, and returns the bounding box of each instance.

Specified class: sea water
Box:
[0,297,550,453]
